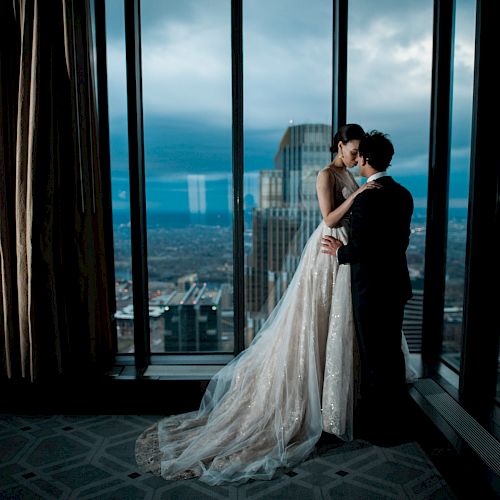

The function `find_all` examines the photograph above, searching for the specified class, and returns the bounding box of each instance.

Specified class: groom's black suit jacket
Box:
[337,174,413,399]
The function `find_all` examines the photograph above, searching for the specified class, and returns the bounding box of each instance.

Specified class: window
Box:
[140,0,233,353]
[102,2,495,401]
[348,0,433,356]
[105,0,134,353]
[243,0,333,346]
[442,0,476,376]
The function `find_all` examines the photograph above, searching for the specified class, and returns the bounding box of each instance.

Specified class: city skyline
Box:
[113,122,468,357]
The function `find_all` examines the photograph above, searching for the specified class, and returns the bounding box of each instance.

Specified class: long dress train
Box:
[135,168,416,485]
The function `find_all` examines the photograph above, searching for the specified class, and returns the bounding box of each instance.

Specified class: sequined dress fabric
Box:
[135,168,416,485]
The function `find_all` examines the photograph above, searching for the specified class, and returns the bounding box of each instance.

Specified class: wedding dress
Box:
[135,167,417,485]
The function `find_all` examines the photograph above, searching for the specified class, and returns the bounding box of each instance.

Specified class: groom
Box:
[321,130,414,443]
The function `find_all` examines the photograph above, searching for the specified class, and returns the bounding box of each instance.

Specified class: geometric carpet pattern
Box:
[0,414,456,499]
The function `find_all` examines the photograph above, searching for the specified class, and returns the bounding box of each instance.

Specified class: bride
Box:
[135,123,416,485]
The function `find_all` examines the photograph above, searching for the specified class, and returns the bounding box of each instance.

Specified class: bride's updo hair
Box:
[330,123,365,153]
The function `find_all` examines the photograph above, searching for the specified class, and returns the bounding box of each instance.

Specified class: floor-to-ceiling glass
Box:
[105,1,134,353]
[140,0,233,353]
[441,0,476,377]
[243,0,333,347]
[348,0,433,359]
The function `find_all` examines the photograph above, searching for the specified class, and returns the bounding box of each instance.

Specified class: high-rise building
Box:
[115,304,166,354]
[275,124,332,207]
[245,207,302,330]
[275,123,332,249]
[164,283,221,352]
[259,169,283,209]
[245,124,332,341]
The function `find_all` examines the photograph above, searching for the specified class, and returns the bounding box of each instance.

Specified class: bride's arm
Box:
[316,170,375,228]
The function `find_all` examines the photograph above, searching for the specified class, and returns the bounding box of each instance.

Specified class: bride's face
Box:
[340,140,360,168]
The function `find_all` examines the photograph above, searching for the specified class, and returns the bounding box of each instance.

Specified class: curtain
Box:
[0,0,114,382]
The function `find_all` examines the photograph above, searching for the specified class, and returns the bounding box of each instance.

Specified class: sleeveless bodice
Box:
[326,167,359,228]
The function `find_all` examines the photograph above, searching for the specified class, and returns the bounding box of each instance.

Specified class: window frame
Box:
[94,1,500,428]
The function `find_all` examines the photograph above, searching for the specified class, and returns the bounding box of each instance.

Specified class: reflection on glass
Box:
[442,0,476,373]
[348,0,433,356]
[140,0,233,353]
[243,0,333,347]
[106,0,134,353]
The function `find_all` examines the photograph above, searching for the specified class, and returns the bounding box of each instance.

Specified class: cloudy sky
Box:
[104,0,476,213]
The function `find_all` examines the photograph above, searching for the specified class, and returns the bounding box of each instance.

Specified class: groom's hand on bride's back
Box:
[321,236,343,256]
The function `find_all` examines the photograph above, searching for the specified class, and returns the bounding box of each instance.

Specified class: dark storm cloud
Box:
[107,0,476,206]
[348,0,475,188]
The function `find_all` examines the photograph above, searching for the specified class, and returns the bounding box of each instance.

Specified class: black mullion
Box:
[94,0,117,353]
[231,0,245,355]
[421,0,455,376]
[332,0,347,142]
[124,0,149,370]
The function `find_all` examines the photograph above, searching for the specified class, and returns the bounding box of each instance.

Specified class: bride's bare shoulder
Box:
[317,167,334,180]
[316,168,334,190]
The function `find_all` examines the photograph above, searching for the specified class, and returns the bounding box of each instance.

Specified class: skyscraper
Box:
[164,283,222,352]
[245,124,332,341]
[275,124,332,206]
[275,124,332,248]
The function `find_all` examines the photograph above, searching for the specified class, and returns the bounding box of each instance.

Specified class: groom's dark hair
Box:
[359,131,394,171]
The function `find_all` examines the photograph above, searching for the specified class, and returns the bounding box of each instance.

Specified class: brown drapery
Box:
[0,0,114,382]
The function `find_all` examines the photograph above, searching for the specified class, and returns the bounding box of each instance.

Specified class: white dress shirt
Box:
[366,171,388,183]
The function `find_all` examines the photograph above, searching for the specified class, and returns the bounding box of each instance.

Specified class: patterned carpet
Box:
[0,413,456,499]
